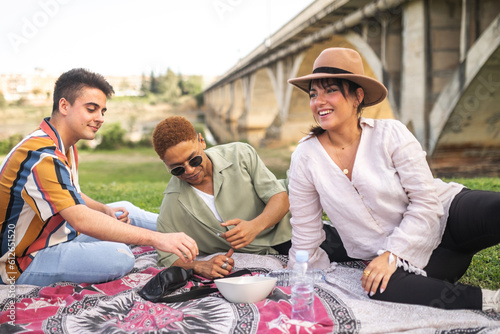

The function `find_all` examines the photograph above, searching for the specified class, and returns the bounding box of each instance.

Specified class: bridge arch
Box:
[430,14,500,153]
[428,14,500,175]
[240,67,279,145]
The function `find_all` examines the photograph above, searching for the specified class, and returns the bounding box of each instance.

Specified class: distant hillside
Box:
[0,96,202,142]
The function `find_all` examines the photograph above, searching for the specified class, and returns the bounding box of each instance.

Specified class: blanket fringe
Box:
[377,250,427,277]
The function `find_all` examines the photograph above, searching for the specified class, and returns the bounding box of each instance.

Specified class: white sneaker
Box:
[482,289,500,312]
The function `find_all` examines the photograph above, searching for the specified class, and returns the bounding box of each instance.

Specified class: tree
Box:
[96,122,126,150]
[179,75,203,96]
[149,71,159,94]
[161,68,181,101]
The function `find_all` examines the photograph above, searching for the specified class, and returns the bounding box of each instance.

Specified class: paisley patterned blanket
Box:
[1,246,499,333]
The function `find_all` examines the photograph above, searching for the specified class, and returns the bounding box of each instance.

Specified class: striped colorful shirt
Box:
[0,118,85,283]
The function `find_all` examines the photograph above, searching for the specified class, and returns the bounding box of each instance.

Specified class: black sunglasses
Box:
[168,155,203,176]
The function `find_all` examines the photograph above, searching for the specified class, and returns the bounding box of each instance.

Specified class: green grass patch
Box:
[443,177,500,289]
[460,246,500,290]
[84,182,165,213]
[78,147,169,184]
[78,147,169,213]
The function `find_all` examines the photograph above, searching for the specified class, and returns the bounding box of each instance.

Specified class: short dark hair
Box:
[52,68,114,113]
[152,116,198,159]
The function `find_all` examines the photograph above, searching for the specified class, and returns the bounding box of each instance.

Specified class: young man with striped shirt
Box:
[0,69,198,286]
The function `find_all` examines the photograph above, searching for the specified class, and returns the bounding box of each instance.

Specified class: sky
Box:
[0,0,315,78]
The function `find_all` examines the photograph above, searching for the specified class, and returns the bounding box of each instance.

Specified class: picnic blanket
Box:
[1,245,500,333]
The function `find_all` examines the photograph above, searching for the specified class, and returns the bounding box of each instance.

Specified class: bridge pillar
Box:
[205,85,227,143]
[212,84,232,143]
[228,79,244,123]
[400,0,427,146]
[262,53,307,146]
[237,68,279,146]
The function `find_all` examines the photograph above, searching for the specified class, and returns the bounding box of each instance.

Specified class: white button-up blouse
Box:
[288,118,464,271]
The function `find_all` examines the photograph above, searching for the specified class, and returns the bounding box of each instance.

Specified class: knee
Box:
[482,195,500,216]
[106,244,135,277]
[107,200,134,209]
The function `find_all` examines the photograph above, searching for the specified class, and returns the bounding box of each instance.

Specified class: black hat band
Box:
[313,66,353,75]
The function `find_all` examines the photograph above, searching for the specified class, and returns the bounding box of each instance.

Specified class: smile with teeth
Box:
[319,109,333,116]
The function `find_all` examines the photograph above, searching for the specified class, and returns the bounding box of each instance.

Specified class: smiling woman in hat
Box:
[286,47,500,311]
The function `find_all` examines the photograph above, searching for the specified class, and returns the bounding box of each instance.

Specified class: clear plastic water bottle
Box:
[264,269,324,286]
[291,250,315,323]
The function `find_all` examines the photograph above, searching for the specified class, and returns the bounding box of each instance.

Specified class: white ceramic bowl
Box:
[215,276,277,303]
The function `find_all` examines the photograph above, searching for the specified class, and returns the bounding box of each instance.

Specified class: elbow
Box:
[59,204,88,232]
[280,191,290,210]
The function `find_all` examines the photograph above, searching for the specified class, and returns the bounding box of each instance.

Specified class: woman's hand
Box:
[361,251,397,296]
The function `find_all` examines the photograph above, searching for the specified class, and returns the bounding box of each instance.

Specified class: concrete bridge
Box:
[203,0,500,177]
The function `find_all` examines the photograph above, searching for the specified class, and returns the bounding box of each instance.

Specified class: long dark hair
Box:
[308,78,364,137]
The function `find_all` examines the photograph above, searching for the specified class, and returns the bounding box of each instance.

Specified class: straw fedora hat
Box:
[288,47,387,106]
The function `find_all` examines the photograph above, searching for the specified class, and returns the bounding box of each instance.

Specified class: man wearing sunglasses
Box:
[152,116,292,279]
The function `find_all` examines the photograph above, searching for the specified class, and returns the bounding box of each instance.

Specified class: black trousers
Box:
[320,188,500,310]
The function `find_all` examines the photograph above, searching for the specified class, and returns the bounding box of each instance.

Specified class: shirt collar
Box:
[205,148,232,174]
[39,117,66,155]
[359,117,374,128]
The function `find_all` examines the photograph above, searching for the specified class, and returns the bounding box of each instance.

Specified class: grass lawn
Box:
[78,147,167,212]
[79,147,500,290]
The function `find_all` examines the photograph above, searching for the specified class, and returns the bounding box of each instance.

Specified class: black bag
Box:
[138,266,252,303]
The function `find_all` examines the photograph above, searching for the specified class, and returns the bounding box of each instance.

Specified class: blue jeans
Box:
[15,201,158,286]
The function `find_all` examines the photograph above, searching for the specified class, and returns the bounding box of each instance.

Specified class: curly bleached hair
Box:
[152,116,198,159]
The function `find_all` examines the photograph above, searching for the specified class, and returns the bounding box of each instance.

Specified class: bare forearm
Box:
[253,191,289,231]
[172,258,197,271]
[61,204,156,245]
[60,204,199,262]
[80,193,108,213]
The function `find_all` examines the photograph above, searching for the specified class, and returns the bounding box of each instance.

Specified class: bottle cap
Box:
[296,250,309,263]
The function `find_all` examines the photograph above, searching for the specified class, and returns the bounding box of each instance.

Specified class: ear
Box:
[355,88,364,104]
[58,98,70,116]
[199,133,207,149]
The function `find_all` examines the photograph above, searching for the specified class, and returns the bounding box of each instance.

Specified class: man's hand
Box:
[220,219,261,249]
[80,193,131,224]
[196,248,235,279]
[172,249,235,279]
[219,191,289,249]
[154,232,199,264]
[104,206,131,224]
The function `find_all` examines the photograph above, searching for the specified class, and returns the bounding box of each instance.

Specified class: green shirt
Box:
[157,142,292,267]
